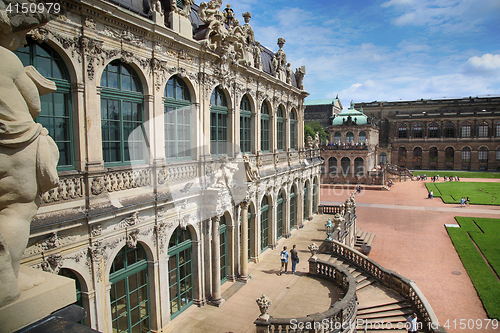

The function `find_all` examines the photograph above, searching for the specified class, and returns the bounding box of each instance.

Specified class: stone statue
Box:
[286,62,292,85]
[222,4,234,26]
[295,66,305,90]
[243,154,260,181]
[314,132,320,148]
[148,0,163,14]
[306,135,313,149]
[253,41,262,70]
[212,155,239,188]
[275,38,287,72]
[0,1,59,307]
[271,54,279,78]
[171,0,194,17]
[241,12,255,46]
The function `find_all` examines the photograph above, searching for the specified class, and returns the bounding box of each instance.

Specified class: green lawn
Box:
[413,170,500,179]
[425,182,500,205]
[447,217,500,319]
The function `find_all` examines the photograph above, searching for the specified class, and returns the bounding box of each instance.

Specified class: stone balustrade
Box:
[255,258,358,333]
[331,240,446,333]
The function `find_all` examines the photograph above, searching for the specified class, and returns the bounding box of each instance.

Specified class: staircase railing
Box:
[255,258,358,333]
[331,240,446,333]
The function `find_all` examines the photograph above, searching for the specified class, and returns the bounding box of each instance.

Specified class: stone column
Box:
[211,216,223,306]
[239,202,249,282]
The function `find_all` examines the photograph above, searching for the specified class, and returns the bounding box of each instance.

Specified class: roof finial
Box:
[350,100,354,109]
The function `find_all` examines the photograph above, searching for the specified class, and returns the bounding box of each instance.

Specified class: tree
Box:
[304,121,328,143]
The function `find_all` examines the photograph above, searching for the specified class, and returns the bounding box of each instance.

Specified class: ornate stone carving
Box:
[91,224,102,237]
[99,168,152,194]
[211,155,239,189]
[256,295,272,320]
[126,229,140,248]
[41,175,84,203]
[243,154,260,181]
[171,0,194,17]
[80,36,119,81]
[308,243,319,259]
[115,212,143,230]
[253,41,262,70]
[91,176,104,195]
[101,27,146,47]
[295,66,305,90]
[41,254,63,274]
[84,16,96,29]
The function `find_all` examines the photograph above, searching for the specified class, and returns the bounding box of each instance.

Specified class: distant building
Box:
[304,97,343,129]
[320,101,379,184]
[356,96,500,171]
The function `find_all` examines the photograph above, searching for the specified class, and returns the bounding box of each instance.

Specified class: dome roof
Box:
[332,100,368,126]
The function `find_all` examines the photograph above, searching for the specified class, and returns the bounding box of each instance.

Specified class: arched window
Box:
[110,244,151,331]
[354,157,364,176]
[413,123,423,138]
[240,95,252,153]
[261,196,269,252]
[428,123,439,138]
[165,76,191,159]
[277,106,284,151]
[429,147,438,162]
[398,124,408,138]
[341,157,350,175]
[168,227,193,318]
[277,191,284,240]
[413,147,422,168]
[358,131,366,143]
[461,122,471,138]
[398,147,407,163]
[346,132,354,143]
[380,153,387,165]
[290,110,297,150]
[210,86,228,156]
[328,157,337,175]
[290,186,296,230]
[261,103,270,152]
[444,122,455,138]
[445,147,454,163]
[496,122,500,137]
[15,39,73,169]
[312,179,318,213]
[101,61,144,164]
[478,147,488,163]
[303,182,308,221]
[461,147,471,163]
[478,123,489,138]
[220,215,227,283]
[334,132,341,143]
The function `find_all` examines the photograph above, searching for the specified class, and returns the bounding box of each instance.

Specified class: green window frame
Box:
[261,196,269,252]
[165,75,191,160]
[168,228,193,319]
[290,187,296,230]
[277,191,283,240]
[312,181,317,213]
[290,111,296,150]
[15,39,74,170]
[261,103,270,152]
[210,87,228,156]
[110,244,151,333]
[240,95,252,153]
[100,61,144,165]
[277,107,284,151]
[59,269,85,326]
[220,215,227,283]
[334,132,341,143]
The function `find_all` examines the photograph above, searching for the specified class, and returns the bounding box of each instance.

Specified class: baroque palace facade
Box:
[16,0,321,332]
[355,96,500,171]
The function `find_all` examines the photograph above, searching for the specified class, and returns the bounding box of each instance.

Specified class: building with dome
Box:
[10,0,322,332]
[321,101,379,184]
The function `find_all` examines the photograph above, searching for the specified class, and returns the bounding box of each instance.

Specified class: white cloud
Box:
[462,54,500,77]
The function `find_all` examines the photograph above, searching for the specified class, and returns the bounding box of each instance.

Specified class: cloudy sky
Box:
[222,0,500,107]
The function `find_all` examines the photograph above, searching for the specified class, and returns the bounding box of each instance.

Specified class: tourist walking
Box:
[466,196,470,206]
[429,190,433,199]
[460,197,465,207]
[406,313,419,333]
[290,245,299,274]
[280,246,289,275]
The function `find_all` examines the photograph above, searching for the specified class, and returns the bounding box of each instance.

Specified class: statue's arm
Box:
[12,60,41,119]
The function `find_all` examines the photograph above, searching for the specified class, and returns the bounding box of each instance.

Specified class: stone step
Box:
[357,308,413,320]
[356,274,369,284]
[352,271,362,279]
[356,329,407,333]
[356,278,376,290]
[358,315,407,325]
[358,300,405,312]
[358,301,411,315]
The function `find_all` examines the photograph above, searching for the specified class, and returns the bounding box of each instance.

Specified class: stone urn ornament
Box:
[256,294,272,320]
[308,243,319,259]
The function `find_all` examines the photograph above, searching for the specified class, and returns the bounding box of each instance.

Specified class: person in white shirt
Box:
[406,313,418,333]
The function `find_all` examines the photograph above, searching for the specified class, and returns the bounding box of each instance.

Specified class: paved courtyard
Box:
[322,178,500,333]
[171,178,500,333]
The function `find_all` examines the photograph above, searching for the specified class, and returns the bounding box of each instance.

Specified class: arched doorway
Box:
[413,147,422,169]
[429,147,438,169]
[261,196,269,252]
[398,147,407,167]
[220,215,227,283]
[328,157,337,176]
[277,191,284,240]
[110,244,151,331]
[354,157,364,176]
[290,186,296,230]
[461,147,471,170]
[379,152,387,166]
[168,228,193,319]
[446,147,455,169]
[303,182,309,221]
[59,269,87,326]
[341,157,351,176]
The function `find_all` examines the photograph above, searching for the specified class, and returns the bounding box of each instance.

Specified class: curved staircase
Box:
[318,253,413,332]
